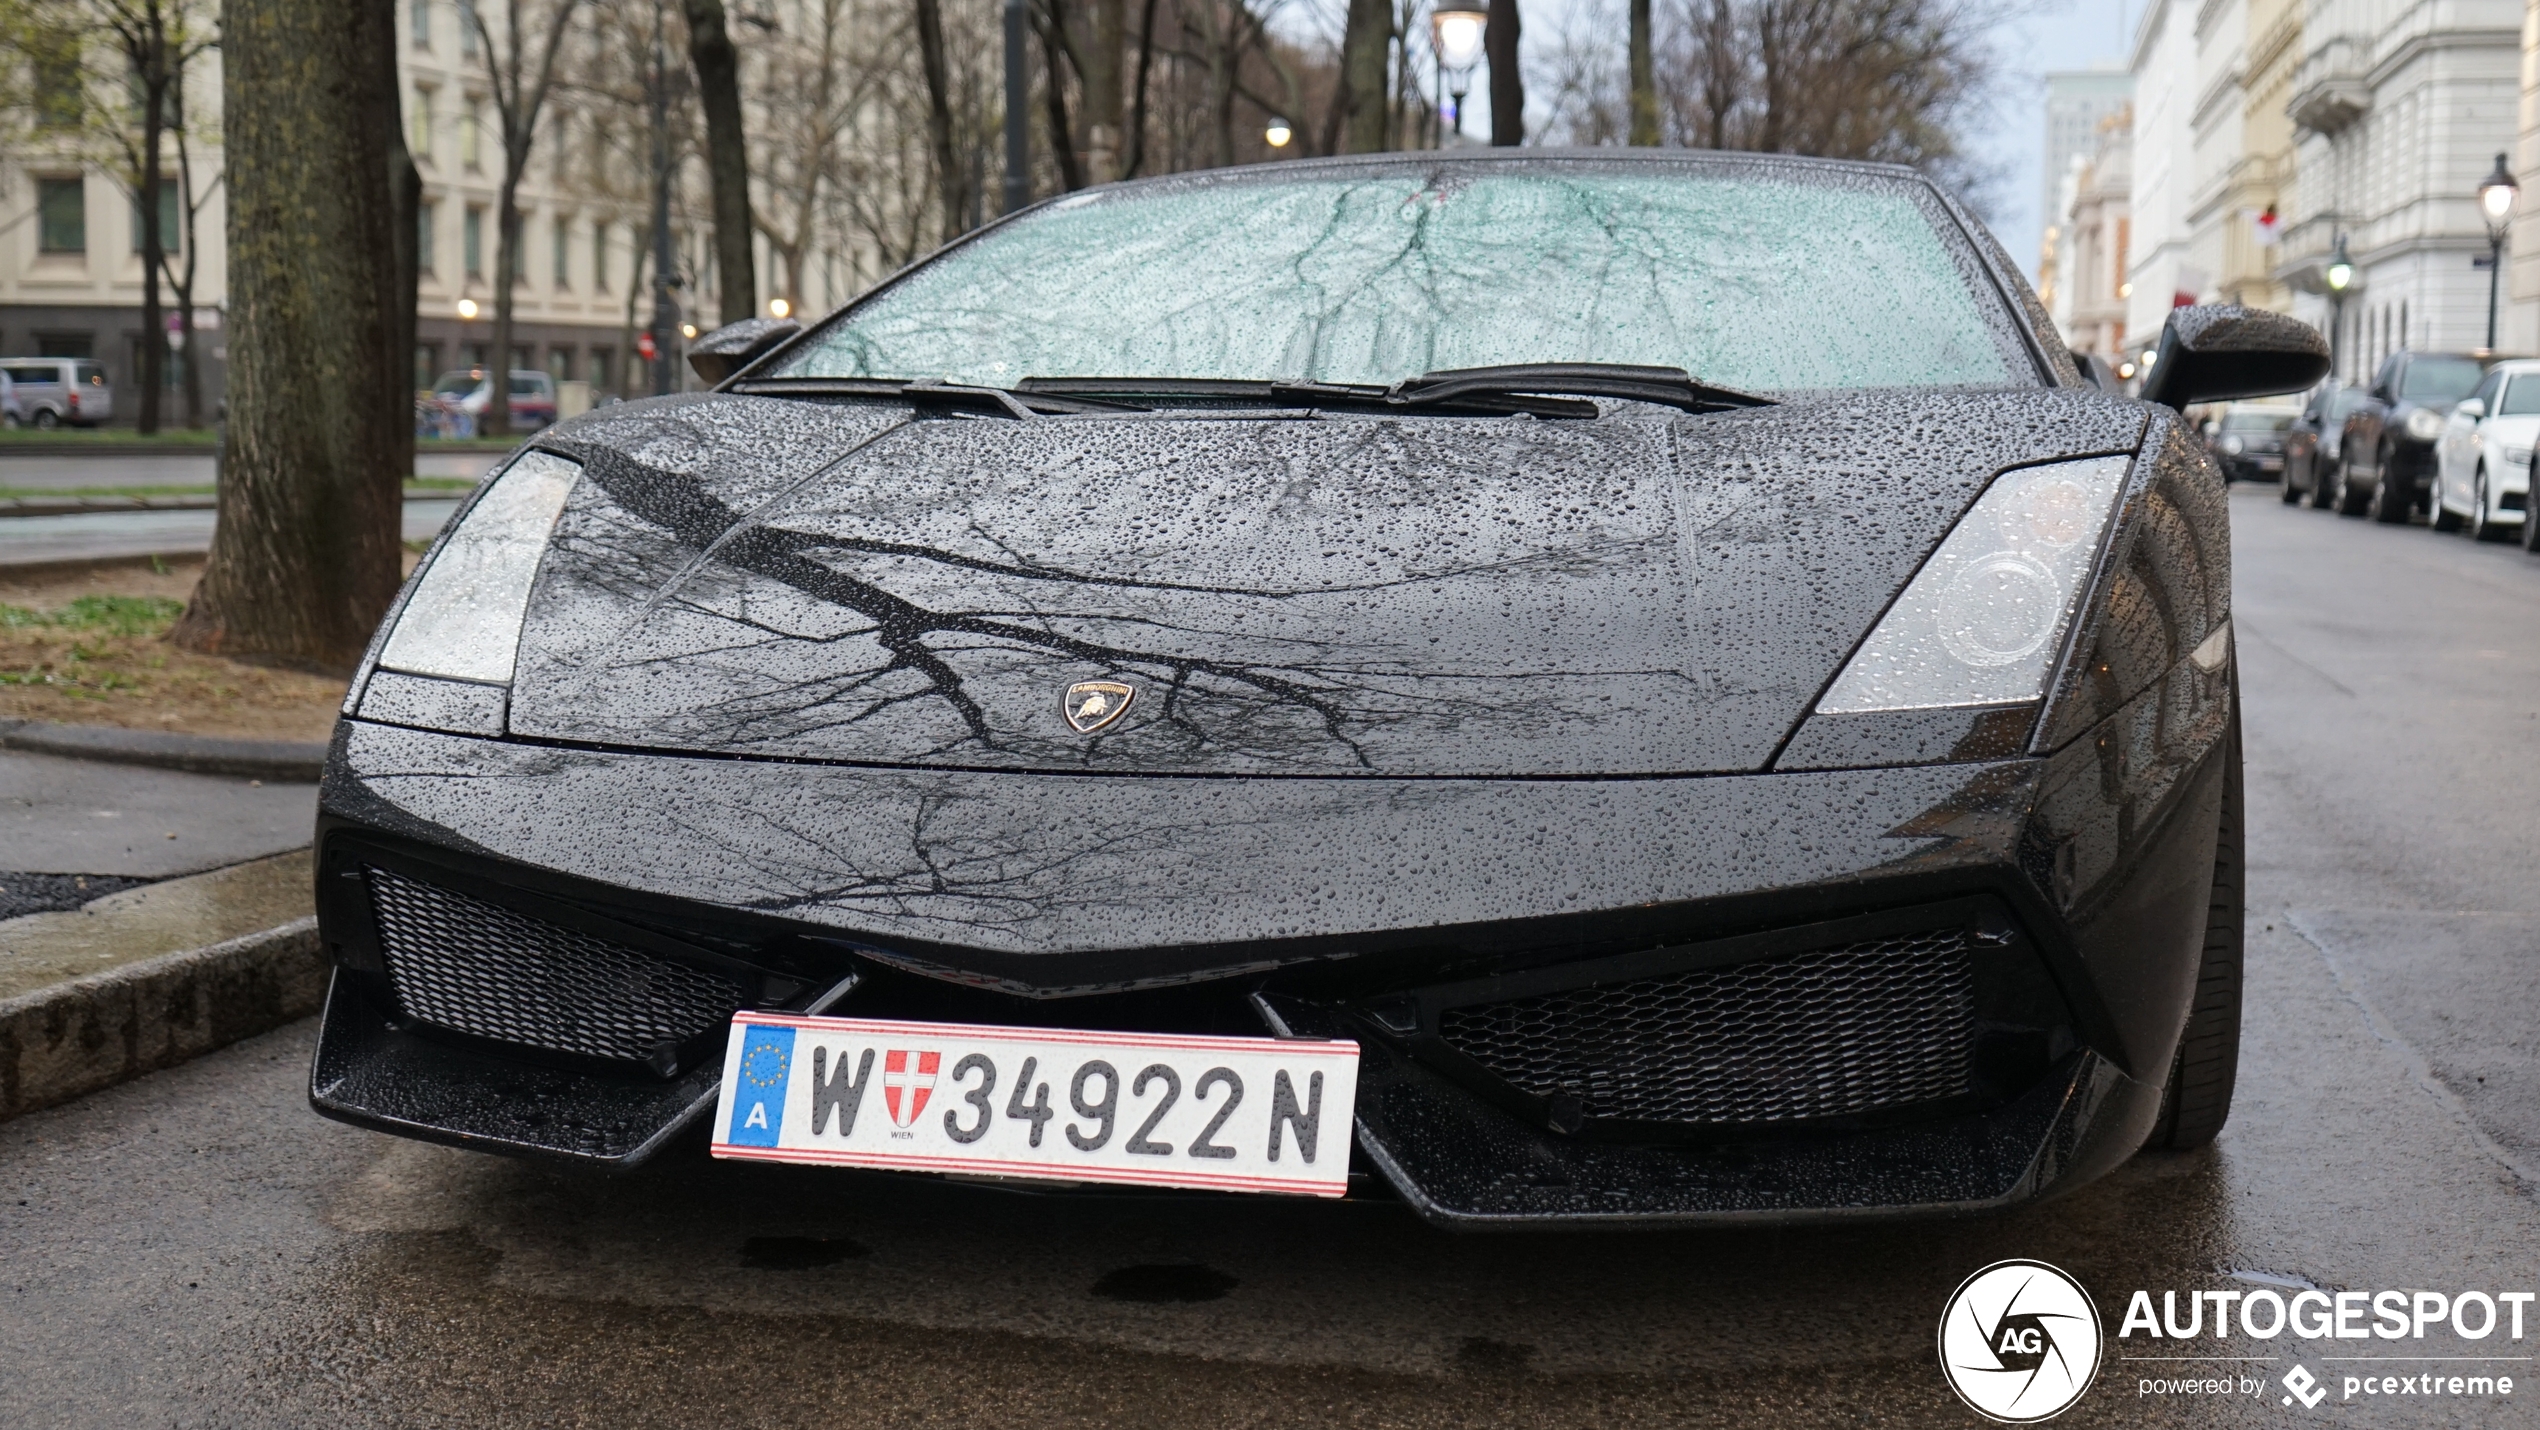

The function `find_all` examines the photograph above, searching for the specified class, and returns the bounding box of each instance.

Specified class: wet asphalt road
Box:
[5,483,2540,1427]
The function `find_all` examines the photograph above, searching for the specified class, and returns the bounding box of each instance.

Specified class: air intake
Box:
[1436,930,1975,1126]
[366,866,743,1066]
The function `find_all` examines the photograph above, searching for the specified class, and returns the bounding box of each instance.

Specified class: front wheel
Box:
[2149,703,2243,1151]
[2433,474,2466,532]
[2368,450,2413,523]
[2472,469,2510,542]
[30,409,59,430]
[2280,467,2303,504]
[2332,456,2370,515]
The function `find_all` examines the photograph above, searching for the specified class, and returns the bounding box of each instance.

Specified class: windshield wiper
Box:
[1016,375,1599,418]
[725,375,1146,418]
[1018,364,1772,418]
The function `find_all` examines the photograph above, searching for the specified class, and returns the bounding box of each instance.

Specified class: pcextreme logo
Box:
[1938,1260,2105,1423]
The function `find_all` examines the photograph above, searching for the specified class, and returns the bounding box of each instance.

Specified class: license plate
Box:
[710,1012,1363,1197]
[2256,456,2283,471]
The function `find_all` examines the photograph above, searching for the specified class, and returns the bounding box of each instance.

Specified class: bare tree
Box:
[465,0,582,435]
[1486,0,1520,145]
[172,0,405,672]
[1627,0,1655,144]
[683,0,757,324]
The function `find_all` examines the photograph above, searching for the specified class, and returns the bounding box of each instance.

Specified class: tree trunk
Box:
[913,0,964,243]
[168,125,206,428]
[138,62,168,434]
[1082,0,1123,182]
[1488,0,1523,146]
[683,0,758,325]
[488,171,521,435]
[1628,0,1656,145]
[171,0,404,674]
[1337,0,1389,154]
[1120,0,1157,175]
[1037,2,1086,191]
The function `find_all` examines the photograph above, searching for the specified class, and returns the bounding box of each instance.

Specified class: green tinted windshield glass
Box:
[2399,358,2485,403]
[777,169,2025,393]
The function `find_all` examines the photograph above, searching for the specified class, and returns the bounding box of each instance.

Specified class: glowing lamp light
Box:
[2480,153,2520,229]
[1432,6,1487,71]
[1265,117,1293,148]
[680,322,699,340]
[455,297,479,320]
[769,297,791,319]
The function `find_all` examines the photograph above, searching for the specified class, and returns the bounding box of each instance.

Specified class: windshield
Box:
[2498,375,2540,416]
[776,165,2027,394]
[2223,409,2298,433]
[2399,358,2486,403]
[433,371,485,396]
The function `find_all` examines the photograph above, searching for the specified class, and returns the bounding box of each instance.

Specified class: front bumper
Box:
[310,646,2228,1225]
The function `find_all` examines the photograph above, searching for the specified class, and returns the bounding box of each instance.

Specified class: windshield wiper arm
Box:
[1390,364,1774,413]
[1016,375,1599,419]
[725,375,1146,418]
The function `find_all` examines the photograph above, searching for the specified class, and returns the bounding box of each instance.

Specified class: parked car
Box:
[2282,381,2369,507]
[2330,350,2498,522]
[0,371,19,428]
[2205,402,2300,483]
[431,368,558,431]
[2430,358,2540,540]
[0,357,114,428]
[309,151,2327,1227]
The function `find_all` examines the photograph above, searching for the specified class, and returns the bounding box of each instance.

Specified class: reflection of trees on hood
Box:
[537,426,1683,772]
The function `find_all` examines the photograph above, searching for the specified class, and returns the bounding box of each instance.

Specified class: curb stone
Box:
[0,718,327,782]
[0,915,323,1121]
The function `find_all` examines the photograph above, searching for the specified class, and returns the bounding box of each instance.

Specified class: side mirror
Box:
[686,317,803,384]
[2459,398,2488,420]
[2140,304,2331,412]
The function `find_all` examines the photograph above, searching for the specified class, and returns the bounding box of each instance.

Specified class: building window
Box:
[418,199,437,276]
[460,99,481,170]
[37,177,85,253]
[414,343,441,392]
[129,184,180,253]
[591,347,613,394]
[33,34,81,130]
[592,221,609,292]
[410,0,430,48]
[410,87,433,164]
[458,0,478,57]
[464,206,483,278]
[553,216,571,289]
[548,346,574,380]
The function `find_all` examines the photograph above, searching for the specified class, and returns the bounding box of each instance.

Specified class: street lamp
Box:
[768,297,791,319]
[1431,5,1486,141]
[2479,152,2519,350]
[2325,233,2354,379]
[1265,117,1293,149]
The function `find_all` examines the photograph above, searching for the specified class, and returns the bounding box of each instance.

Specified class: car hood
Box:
[508,389,2144,777]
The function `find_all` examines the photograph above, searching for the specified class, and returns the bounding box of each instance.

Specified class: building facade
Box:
[2065,109,2138,365]
[2275,0,2526,380]
[2128,0,2203,351]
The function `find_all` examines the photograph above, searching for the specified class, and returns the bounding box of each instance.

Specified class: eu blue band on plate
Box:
[727,1024,795,1147]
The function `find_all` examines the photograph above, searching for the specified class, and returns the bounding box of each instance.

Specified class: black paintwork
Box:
[310,152,2250,1226]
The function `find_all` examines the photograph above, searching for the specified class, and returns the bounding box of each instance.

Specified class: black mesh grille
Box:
[366,866,744,1065]
[1436,930,1975,1126]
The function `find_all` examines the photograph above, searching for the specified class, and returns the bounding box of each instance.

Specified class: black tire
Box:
[2433,479,2466,532]
[2368,449,2413,523]
[2331,456,2369,515]
[2280,469,2302,504]
[2472,469,2509,542]
[2524,484,2540,552]
[2150,705,2243,1151]
[30,409,59,430]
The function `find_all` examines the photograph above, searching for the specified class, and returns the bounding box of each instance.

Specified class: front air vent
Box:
[1435,929,1976,1126]
[366,865,744,1066]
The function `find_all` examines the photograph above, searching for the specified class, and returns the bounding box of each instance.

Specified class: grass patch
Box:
[0,595,185,637]
[0,426,220,446]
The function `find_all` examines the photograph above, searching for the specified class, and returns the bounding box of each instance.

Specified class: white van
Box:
[0,358,115,428]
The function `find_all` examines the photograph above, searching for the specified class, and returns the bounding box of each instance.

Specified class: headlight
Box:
[374,449,581,683]
[1816,456,2129,713]
[2405,408,2446,442]
[2221,435,2245,455]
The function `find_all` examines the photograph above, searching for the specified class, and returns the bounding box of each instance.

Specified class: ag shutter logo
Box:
[1938,1259,2105,1423]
